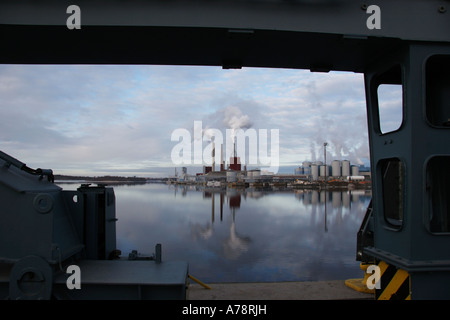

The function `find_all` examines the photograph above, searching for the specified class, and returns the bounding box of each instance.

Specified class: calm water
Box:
[58,182,371,283]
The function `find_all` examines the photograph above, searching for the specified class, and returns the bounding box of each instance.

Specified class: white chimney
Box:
[212,141,215,172]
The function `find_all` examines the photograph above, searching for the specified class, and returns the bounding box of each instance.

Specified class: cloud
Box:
[0,65,371,176]
[377,84,403,133]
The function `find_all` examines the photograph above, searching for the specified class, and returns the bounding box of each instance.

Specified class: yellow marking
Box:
[378,268,409,300]
[188,274,212,290]
[378,260,389,276]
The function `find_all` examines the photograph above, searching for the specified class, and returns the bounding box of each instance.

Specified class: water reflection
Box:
[192,188,251,260]
[56,182,371,283]
[167,185,370,282]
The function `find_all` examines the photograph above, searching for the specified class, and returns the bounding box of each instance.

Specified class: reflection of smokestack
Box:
[220,192,224,221]
[229,194,241,209]
[212,193,215,223]
[212,142,215,172]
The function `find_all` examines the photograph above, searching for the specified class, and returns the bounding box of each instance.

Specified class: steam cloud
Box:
[305,80,369,166]
[201,105,254,141]
[222,106,253,133]
[308,118,368,166]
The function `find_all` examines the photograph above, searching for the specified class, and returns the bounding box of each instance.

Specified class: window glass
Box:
[380,158,403,229]
[426,55,450,127]
[377,84,403,134]
[426,156,450,233]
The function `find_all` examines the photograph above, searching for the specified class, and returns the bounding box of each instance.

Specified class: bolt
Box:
[439,6,446,13]
[361,4,368,10]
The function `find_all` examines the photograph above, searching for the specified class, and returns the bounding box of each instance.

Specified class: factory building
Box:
[229,156,241,171]
[295,159,370,181]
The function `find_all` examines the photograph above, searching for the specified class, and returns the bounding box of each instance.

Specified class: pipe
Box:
[188,274,212,290]
[0,150,54,182]
[0,150,25,169]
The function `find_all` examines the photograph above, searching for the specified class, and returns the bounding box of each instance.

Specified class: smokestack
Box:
[220,144,224,171]
[229,137,241,171]
[212,141,215,172]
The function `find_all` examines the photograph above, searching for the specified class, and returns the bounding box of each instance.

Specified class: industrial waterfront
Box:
[168,158,371,191]
[57,182,371,284]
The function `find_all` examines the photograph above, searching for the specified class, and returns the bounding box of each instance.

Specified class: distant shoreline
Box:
[53,174,168,183]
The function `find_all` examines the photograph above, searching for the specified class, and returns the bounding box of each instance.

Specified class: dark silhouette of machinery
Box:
[1,0,449,299]
[0,150,188,299]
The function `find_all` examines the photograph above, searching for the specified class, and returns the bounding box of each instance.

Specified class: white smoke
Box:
[222,106,253,138]
[309,141,317,162]
[200,105,253,139]
[305,82,369,166]
[194,106,255,167]
[309,134,367,166]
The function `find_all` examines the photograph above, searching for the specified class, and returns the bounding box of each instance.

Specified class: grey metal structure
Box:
[0,151,188,299]
[0,0,449,299]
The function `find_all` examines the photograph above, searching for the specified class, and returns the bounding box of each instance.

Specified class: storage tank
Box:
[295,167,303,175]
[311,164,319,180]
[351,165,360,176]
[342,160,350,176]
[331,160,341,177]
[319,165,330,177]
[314,161,323,166]
[253,170,261,179]
[303,166,311,175]
[226,170,237,182]
[302,161,311,168]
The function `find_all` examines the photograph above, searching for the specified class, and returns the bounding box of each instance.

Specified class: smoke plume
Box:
[222,106,253,137]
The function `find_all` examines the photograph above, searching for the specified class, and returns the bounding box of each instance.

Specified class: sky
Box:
[0,64,402,178]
